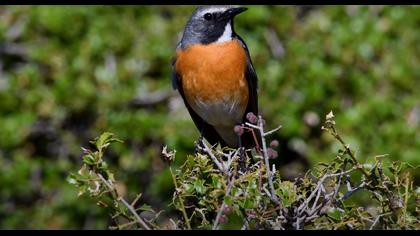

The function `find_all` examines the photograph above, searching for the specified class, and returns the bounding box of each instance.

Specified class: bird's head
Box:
[180,5,247,48]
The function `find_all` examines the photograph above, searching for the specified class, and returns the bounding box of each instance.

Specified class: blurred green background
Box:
[0,5,419,229]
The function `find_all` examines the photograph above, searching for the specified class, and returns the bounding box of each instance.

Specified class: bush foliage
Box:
[1,6,419,229]
[68,112,419,229]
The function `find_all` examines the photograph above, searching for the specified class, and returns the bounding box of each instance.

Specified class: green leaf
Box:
[82,155,96,165]
[183,183,194,194]
[66,174,78,185]
[193,179,206,195]
[138,204,153,212]
[224,196,233,206]
[93,132,123,150]
[243,198,255,209]
[211,175,222,189]
[277,181,297,208]
[99,161,109,171]
[327,207,343,221]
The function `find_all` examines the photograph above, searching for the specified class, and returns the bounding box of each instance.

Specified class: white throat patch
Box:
[216,22,232,43]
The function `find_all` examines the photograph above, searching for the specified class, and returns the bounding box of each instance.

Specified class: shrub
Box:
[68,111,419,229]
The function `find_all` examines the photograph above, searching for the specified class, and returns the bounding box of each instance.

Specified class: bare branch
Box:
[200,141,227,174]
[169,167,192,229]
[97,174,151,230]
[213,173,235,230]
[263,125,283,137]
[369,212,391,230]
[246,116,280,205]
[341,181,367,201]
[298,167,356,215]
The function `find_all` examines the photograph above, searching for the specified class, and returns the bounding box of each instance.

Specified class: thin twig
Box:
[310,184,323,213]
[131,193,142,207]
[330,127,370,179]
[169,219,178,230]
[225,149,240,171]
[263,185,272,198]
[97,174,151,230]
[110,220,137,230]
[369,212,391,230]
[341,181,367,201]
[241,218,250,230]
[263,125,283,136]
[246,117,280,205]
[169,167,192,230]
[245,122,259,130]
[213,173,235,230]
[298,168,356,214]
[201,141,226,174]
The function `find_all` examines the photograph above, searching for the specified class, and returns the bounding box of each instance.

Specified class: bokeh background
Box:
[0,5,419,229]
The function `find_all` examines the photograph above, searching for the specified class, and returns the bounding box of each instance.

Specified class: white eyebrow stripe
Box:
[200,6,230,16]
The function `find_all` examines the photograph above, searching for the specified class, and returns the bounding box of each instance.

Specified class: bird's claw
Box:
[194,136,205,155]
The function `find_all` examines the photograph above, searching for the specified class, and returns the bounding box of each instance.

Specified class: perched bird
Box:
[172,5,260,150]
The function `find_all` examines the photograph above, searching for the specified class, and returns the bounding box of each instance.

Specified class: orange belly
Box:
[175,40,249,128]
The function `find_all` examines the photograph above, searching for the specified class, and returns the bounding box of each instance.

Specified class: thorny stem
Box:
[241,218,250,230]
[329,126,370,180]
[263,124,283,136]
[221,149,240,172]
[403,174,410,216]
[241,126,261,152]
[169,166,192,230]
[327,120,406,223]
[201,141,227,175]
[202,136,240,229]
[310,184,323,214]
[213,172,236,230]
[369,212,391,230]
[97,174,151,230]
[297,168,356,215]
[341,181,367,201]
[131,193,142,207]
[110,220,137,230]
[245,117,280,205]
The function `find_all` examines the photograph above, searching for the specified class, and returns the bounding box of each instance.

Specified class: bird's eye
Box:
[203,13,213,21]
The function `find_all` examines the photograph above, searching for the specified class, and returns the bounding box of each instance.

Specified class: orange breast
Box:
[175,40,249,126]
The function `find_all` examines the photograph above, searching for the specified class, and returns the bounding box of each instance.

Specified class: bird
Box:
[172,5,260,152]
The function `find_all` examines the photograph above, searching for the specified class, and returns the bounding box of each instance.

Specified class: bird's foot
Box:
[237,147,248,173]
[194,136,205,155]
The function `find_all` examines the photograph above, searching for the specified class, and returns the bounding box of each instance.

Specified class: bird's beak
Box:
[225,7,248,19]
